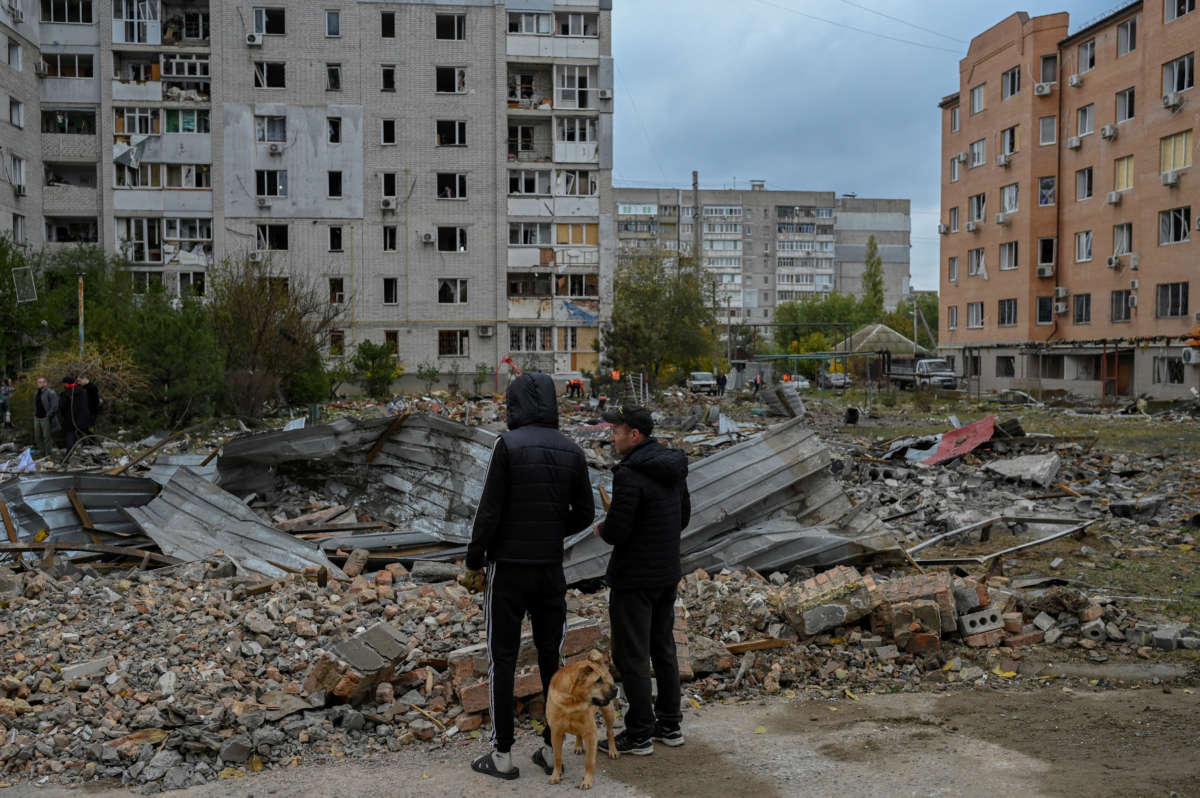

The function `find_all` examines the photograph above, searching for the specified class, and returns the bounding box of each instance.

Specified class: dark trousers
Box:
[485,561,566,753]
[609,585,682,739]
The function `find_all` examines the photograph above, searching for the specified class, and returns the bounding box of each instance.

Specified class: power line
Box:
[614,65,669,183]
[834,0,967,43]
[746,0,962,54]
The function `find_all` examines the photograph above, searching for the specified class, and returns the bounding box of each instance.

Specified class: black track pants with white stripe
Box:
[485,561,567,753]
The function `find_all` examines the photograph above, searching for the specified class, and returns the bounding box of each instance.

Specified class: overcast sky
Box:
[611,0,1122,290]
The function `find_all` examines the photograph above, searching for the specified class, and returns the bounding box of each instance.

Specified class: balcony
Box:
[507,35,600,60]
[42,185,100,215]
[113,188,213,214]
[553,140,599,164]
[42,133,100,162]
[113,79,163,102]
[507,65,553,110]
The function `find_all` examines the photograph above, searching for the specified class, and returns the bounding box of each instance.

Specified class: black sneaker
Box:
[652,724,684,747]
[599,730,653,756]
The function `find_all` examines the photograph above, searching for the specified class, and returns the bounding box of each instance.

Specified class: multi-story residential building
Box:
[1,0,613,377]
[614,184,910,321]
[1,2,44,250]
[939,3,1198,398]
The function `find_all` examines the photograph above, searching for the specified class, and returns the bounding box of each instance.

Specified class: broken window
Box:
[255,223,288,250]
[996,356,1015,377]
[179,271,205,296]
[508,124,535,154]
[509,170,550,195]
[115,106,157,134]
[1159,207,1190,244]
[328,171,342,198]
[329,329,345,356]
[329,277,345,304]
[1038,177,1055,206]
[1160,130,1192,172]
[1076,167,1093,200]
[165,164,211,188]
[382,64,396,91]
[40,0,93,22]
[183,11,209,40]
[1038,237,1057,266]
[163,218,212,241]
[1163,53,1193,93]
[1113,222,1132,255]
[1036,296,1053,325]
[1000,125,1017,155]
[114,0,157,43]
[508,222,551,246]
[40,53,94,78]
[967,301,984,328]
[1116,87,1135,122]
[255,115,286,142]
[254,62,285,89]
[164,109,209,133]
[381,172,397,198]
[1078,38,1095,72]
[42,109,95,134]
[327,116,341,143]
[557,223,598,245]
[508,12,551,34]
[252,7,285,35]
[435,13,465,40]
[438,330,469,357]
[1000,183,1018,212]
[1001,66,1020,99]
[968,193,985,222]
[1074,230,1093,262]
[438,278,468,304]
[130,270,163,294]
[117,217,162,262]
[383,226,397,252]
[557,117,596,142]
[556,64,595,108]
[436,173,467,199]
[255,170,287,197]
[435,66,466,93]
[1111,290,1132,322]
[381,119,396,145]
[1166,0,1196,22]
[45,219,99,243]
[437,226,466,252]
[556,273,598,297]
[967,248,985,276]
[999,241,1018,270]
[507,273,552,297]
[1040,54,1057,83]
[1073,293,1091,324]
[436,120,466,146]
[558,170,597,197]
[555,12,598,36]
[381,11,395,38]
[383,277,398,303]
[384,330,399,355]
[114,162,160,188]
[1152,357,1186,385]
[326,63,341,91]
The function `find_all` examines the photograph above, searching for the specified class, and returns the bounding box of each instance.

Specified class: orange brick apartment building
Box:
[938,2,1198,398]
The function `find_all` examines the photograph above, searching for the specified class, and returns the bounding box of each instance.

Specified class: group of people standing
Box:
[30,374,101,457]
[461,373,689,779]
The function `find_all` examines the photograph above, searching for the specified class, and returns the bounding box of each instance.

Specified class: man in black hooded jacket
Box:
[462,372,595,780]
[595,405,690,756]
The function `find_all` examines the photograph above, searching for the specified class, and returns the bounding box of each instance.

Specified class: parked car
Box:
[789,375,811,390]
[686,371,718,394]
[886,358,959,390]
[818,372,852,389]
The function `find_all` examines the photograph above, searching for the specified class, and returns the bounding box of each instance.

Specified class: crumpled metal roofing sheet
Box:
[125,467,345,579]
[0,473,158,546]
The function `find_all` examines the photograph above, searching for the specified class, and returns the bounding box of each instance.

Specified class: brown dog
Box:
[545,651,619,789]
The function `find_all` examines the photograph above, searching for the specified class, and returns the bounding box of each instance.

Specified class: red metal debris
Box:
[924,414,996,466]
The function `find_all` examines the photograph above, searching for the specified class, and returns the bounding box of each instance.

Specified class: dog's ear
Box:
[571,663,596,690]
[587,649,604,664]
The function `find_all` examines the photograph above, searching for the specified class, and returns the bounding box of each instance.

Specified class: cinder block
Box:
[957,607,1003,637]
[1080,619,1107,642]
[1032,612,1057,631]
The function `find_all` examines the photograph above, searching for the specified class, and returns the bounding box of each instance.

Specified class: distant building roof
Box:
[836,323,932,356]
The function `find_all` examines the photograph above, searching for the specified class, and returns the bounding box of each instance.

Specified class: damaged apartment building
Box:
[0,0,614,374]
[939,3,1200,399]
[614,185,912,321]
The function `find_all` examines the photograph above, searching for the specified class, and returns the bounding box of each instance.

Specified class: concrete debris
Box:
[982,453,1062,487]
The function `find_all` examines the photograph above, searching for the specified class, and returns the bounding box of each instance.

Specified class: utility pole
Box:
[77,270,85,357]
[913,297,918,358]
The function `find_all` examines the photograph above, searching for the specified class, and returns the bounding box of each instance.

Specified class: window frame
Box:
[1155,282,1189,317]
[1038,176,1056,207]
[1163,53,1195,94]
[1158,207,1191,245]
[437,329,470,358]
[1074,230,1094,262]
[325,9,340,37]
[1116,87,1135,123]
[1077,103,1094,136]
[252,7,286,36]
[1076,167,1094,201]
[1111,290,1132,322]
[1117,18,1136,56]
[969,84,984,114]
[1073,293,1092,325]
[437,277,469,305]
[1078,39,1096,73]
[1001,66,1021,99]
[253,61,286,89]
[967,301,984,328]
[997,298,1018,326]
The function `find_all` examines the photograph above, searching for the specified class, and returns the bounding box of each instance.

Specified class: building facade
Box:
[2,0,613,376]
[614,184,910,322]
[939,3,1198,398]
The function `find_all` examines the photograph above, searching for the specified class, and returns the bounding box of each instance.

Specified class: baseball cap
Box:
[601,405,653,436]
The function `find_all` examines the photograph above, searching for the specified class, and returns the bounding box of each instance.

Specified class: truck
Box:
[886,358,959,390]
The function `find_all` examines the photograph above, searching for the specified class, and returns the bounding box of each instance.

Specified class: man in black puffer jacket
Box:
[462,372,595,780]
[595,405,690,756]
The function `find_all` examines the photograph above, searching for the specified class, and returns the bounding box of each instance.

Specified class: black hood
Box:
[619,439,688,485]
[506,373,559,430]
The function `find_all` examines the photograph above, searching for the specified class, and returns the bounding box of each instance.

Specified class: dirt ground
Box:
[6,684,1196,798]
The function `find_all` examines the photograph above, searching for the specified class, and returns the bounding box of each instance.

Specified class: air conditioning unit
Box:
[1054,301,1069,315]
[1068,74,1082,88]
[13,184,26,197]
[994,212,1010,226]
[1182,348,1200,366]
[381,197,396,210]
[1036,265,1054,278]
[1034,82,1052,96]
[597,88,613,100]
[1162,170,1180,187]
[477,325,494,337]
[1106,255,1120,269]
[1105,191,1121,205]
[248,251,265,263]
[955,151,968,164]
[1127,294,1137,308]
[1129,279,1138,290]
[1129,253,1139,270]
[996,153,1012,167]
[1100,124,1117,140]
[8,1,22,22]
[267,142,282,155]
[1163,92,1183,110]
[246,32,264,46]
[255,197,271,207]
[966,221,979,232]
[421,231,435,244]
[937,223,949,235]
[1054,286,1069,299]
[1194,311,1200,322]
[1066,136,1082,149]
[33,62,46,77]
